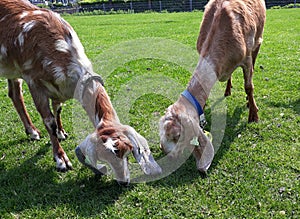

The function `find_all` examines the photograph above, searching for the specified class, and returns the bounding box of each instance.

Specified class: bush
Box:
[37,3,50,9]
[271,3,300,9]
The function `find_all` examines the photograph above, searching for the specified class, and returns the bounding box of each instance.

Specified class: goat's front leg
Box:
[28,86,72,171]
[8,79,40,140]
[243,56,259,123]
[52,100,68,140]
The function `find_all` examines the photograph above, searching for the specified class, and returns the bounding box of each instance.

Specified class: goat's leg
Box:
[224,77,232,97]
[52,100,68,140]
[8,79,40,140]
[252,44,261,67]
[243,56,259,123]
[28,86,72,171]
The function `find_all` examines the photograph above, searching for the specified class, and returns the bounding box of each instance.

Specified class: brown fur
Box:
[160,0,266,173]
[0,0,133,171]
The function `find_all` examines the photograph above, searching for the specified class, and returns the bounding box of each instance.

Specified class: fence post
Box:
[189,0,193,12]
[148,0,152,10]
[159,1,162,12]
[103,3,106,11]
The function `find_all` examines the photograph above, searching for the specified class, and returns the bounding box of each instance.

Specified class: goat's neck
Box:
[80,82,120,127]
[95,86,120,125]
[187,57,217,108]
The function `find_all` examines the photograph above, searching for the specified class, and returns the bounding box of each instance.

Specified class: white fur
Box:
[103,138,118,154]
[33,10,43,15]
[57,130,66,140]
[30,129,40,140]
[192,56,218,93]
[1,44,7,57]
[16,32,24,47]
[54,154,66,170]
[52,66,66,84]
[69,29,93,72]
[19,11,29,20]
[55,39,70,53]
[42,58,53,69]
[23,20,36,33]
[23,59,33,70]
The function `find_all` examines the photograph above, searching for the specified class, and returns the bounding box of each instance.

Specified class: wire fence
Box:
[42,0,300,14]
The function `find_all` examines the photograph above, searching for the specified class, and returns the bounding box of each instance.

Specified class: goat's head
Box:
[76,120,162,185]
[159,101,214,173]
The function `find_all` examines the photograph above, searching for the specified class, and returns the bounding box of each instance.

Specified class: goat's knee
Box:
[44,117,58,137]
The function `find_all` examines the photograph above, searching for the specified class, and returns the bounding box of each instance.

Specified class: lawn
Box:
[0,9,299,218]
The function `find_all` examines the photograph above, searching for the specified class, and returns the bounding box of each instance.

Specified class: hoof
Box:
[224,91,231,97]
[54,154,73,172]
[198,170,208,179]
[26,129,40,140]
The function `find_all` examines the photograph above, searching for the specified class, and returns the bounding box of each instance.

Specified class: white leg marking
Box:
[54,155,67,170]
[57,130,67,140]
[30,129,40,140]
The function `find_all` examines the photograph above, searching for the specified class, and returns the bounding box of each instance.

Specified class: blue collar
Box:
[181,90,207,128]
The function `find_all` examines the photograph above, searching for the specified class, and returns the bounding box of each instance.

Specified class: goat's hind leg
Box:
[224,77,232,97]
[8,79,40,140]
[52,100,68,140]
[243,57,259,123]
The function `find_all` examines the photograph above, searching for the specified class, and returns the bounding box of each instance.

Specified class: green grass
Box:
[1,9,299,218]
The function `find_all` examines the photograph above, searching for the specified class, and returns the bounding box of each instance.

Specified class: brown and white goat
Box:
[159,0,266,173]
[0,0,161,184]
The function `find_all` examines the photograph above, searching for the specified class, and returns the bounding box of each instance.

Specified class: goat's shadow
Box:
[0,106,248,216]
[208,105,247,170]
[0,140,130,217]
[266,98,300,115]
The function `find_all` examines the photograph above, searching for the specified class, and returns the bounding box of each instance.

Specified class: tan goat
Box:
[159,0,266,173]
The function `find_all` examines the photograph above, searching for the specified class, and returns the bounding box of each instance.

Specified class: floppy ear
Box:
[193,128,214,173]
[125,126,162,175]
[75,133,107,175]
[175,113,214,173]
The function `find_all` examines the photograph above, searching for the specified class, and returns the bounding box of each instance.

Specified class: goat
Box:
[159,0,266,173]
[0,0,161,184]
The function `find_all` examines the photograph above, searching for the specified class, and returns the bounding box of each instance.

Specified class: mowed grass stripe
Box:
[0,9,299,218]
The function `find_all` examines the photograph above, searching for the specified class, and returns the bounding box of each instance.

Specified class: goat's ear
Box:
[193,129,214,173]
[125,127,162,175]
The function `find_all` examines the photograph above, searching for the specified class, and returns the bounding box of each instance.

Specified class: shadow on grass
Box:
[0,143,130,217]
[0,106,251,216]
[209,106,247,170]
[267,98,300,115]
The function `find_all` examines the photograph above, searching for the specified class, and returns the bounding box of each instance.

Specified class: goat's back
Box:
[0,0,93,100]
[197,0,266,81]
